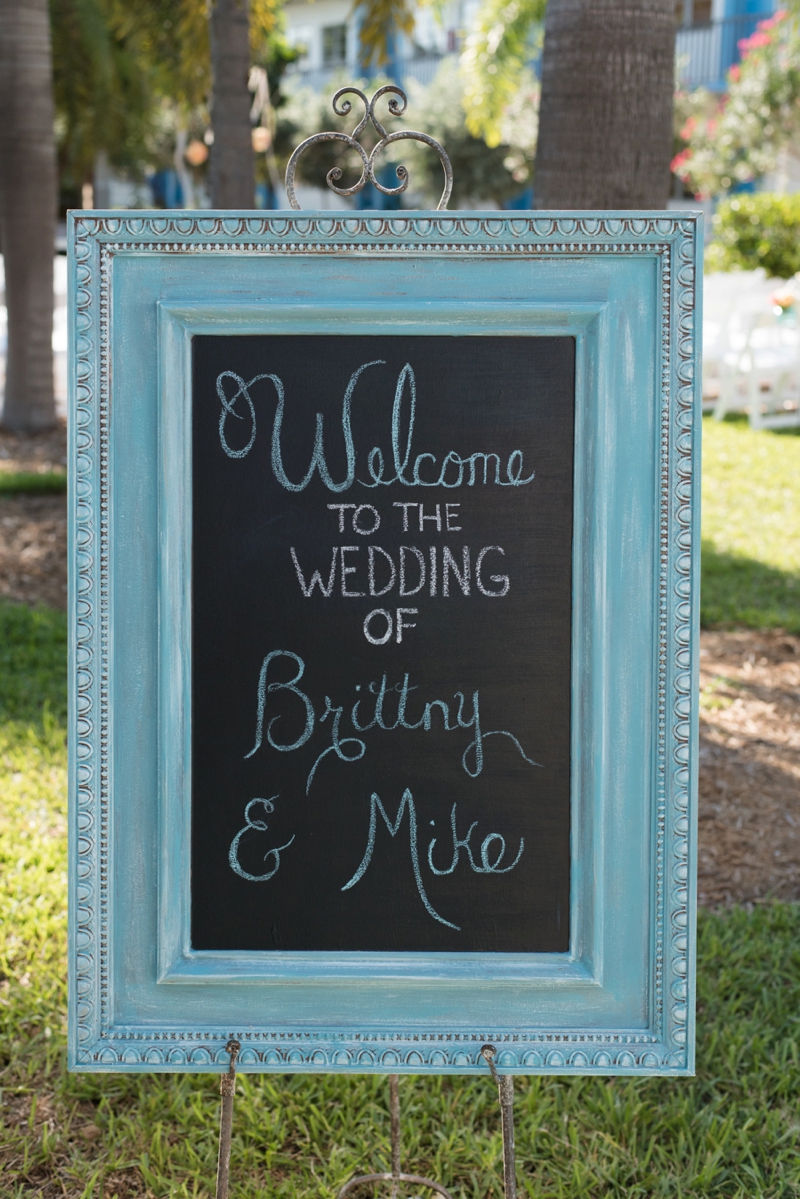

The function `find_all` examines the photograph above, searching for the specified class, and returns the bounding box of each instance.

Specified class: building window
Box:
[675,0,713,25]
[322,24,348,66]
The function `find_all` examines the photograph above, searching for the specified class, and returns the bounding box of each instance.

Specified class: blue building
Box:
[675,0,779,91]
[282,0,779,96]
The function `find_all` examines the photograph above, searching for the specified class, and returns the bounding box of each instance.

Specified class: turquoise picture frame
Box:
[67,210,702,1075]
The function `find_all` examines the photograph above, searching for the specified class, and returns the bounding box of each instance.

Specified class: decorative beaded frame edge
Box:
[68,210,701,1073]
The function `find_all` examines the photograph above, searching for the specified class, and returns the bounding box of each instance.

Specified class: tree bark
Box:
[0,0,57,430]
[209,0,254,208]
[534,0,675,209]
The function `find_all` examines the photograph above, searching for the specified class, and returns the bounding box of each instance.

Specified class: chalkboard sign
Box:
[68,211,701,1076]
[191,335,575,953]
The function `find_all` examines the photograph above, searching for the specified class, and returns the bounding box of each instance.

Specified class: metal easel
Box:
[284,82,452,212]
[215,1039,240,1199]
[480,1045,517,1199]
[214,1040,517,1199]
[336,1072,454,1199]
[216,84,515,1199]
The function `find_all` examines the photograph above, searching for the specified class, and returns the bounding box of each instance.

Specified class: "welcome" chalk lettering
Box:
[214,362,536,491]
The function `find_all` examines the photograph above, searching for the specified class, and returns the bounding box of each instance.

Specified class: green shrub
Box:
[707,192,800,278]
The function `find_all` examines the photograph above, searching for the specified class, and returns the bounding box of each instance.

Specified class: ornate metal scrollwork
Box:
[284,84,453,211]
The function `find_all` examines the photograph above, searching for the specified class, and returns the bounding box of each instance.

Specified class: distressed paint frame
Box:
[67,210,701,1075]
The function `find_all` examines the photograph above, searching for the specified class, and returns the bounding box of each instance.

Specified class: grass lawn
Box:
[701,417,800,632]
[0,472,67,496]
[1,418,799,1196]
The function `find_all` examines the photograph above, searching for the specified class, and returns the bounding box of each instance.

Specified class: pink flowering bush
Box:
[673,8,800,198]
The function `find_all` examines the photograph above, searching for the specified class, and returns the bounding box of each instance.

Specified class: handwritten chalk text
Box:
[289,544,510,599]
[341,789,524,929]
[215,363,536,491]
[243,650,541,792]
[228,797,295,882]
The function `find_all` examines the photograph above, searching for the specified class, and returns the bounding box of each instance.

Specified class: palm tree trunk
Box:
[534,0,675,209]
[0,0,57,430]
[209,0,254,208]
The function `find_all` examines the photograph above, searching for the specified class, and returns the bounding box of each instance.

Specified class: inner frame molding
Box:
[156,301,600,986]
[67,211,701,1074]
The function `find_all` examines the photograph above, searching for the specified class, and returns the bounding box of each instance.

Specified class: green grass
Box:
[0,471,67,496]
[0,602,68,724]
[701,416,800,632]
[1,418,800,1194]
[1,625,800,1196]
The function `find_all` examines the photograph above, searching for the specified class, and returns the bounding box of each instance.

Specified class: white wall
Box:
[283,0,482,69]
[285,0,357,70]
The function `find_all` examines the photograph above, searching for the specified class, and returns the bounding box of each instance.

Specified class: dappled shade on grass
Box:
[702,540,800,634]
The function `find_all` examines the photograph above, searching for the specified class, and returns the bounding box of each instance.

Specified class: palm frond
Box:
[357,0,417,67]
[460,0,544,145]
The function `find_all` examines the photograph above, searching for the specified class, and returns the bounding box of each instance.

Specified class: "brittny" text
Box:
[243,650,541,793]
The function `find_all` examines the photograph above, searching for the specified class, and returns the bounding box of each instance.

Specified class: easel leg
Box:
[216,1038,241,1199]
[482,1045,516,1199]
[498,1075,516,1199]
[389,1074,401,1198]
[337,1073,454,1199]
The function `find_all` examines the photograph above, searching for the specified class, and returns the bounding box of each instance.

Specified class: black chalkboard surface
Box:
[191,335,575,953]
